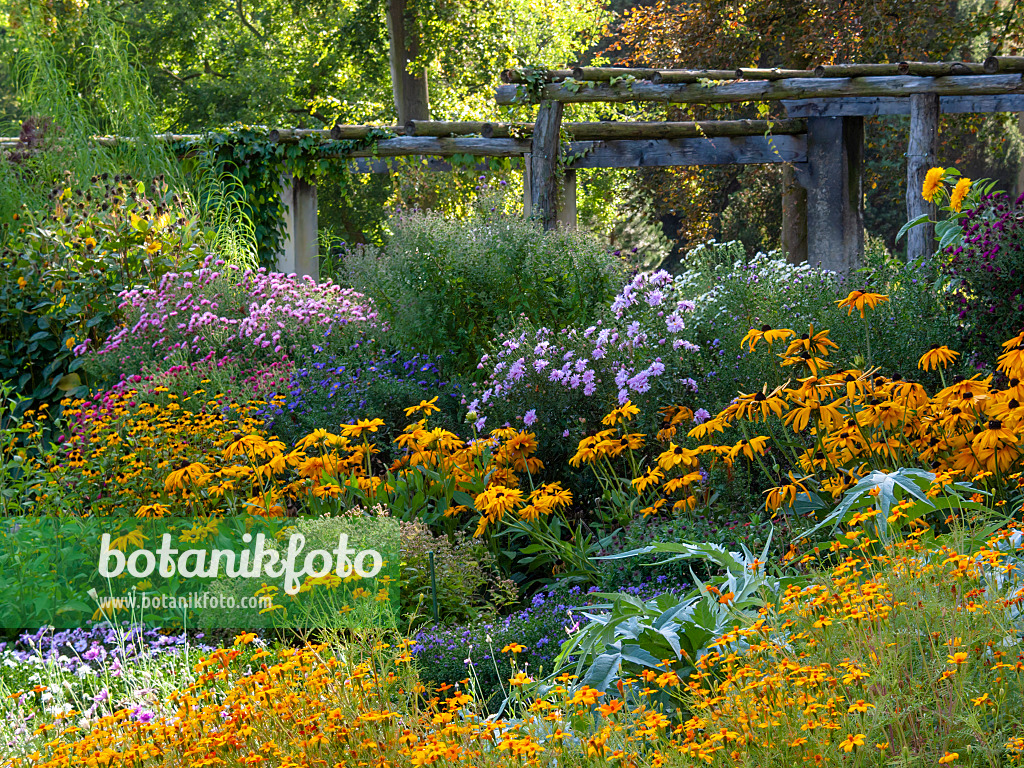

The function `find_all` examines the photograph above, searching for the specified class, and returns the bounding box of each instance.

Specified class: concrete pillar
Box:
[278,174,318,279]
[805,116,864,276]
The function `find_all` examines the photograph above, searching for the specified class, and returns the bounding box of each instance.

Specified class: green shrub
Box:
[0,176,207,413]
[400,521,517,629]
[678,243,964,412]
[943,191,1024,367]
[344,184,625,373]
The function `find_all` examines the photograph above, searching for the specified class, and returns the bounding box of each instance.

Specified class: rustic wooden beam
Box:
[733,67,811,80]
[494,73,1024,105]
[530,102,563,229]
[278,174,318,278]
[482,123,529,138]
[342,157,506,174]
[567,66,810,83]
[386,0,430,123]
[558,168,577,229]
[404,120,490,136]
[813,63,903,78]
[803,117,864,276]
[484,118,806,140]
[984,55,1024,73]
[650,70,747,83]
[320,136,532,158]
[269,128,332,142]
[523,152,533,217]
[782,93,1024,116]
[906,93,939,264]
[330,125,401,139]
[501,69,574,84]
[565,135,806,168]
[897,61,986,76]
[572,66,661,81]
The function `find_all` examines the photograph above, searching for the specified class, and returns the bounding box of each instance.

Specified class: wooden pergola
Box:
[9,57,1024,277]
[494,57,1024,275]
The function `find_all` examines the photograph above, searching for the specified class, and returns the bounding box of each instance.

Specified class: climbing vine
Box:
[173,126,395,268]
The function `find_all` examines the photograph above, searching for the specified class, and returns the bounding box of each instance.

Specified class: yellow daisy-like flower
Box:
[949,177,971,212]
[341,418,386,438]
[740,325,795,352]
[837,290,889,319]
[922,166,946,202]
[403,397,440,418]
[918,344,960,371]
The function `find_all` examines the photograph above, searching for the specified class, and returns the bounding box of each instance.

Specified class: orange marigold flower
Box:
[839,733,866,753]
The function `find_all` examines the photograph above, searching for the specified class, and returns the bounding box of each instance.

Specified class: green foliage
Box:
[0,2,178,230]
[596,507,783,591]
[678,245,964,413]
[0,381,68,516]
[345,186,625,373]
[556,536,794,709]
[795,467,991,546]
[0,176,207,411]
[400,521,517,628]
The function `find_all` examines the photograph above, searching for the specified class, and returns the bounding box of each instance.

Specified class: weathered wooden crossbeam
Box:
[495,74,1024,105]
[482,118,806,140]
[565,135,806,169]
[782,93,1024,116]
[320,137,532,158]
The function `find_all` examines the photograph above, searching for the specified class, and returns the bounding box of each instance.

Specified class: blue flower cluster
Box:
[411,577,684,701]
[260,342,465,444]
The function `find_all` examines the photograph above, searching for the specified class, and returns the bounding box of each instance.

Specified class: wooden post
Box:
[523,152,532,217]
[386,0,429,123]
[804,116,864,276]
[781,164,808,264]
[557,168,577,229]
[530,101,563,229]
[278,174,319,279]
[906,93,939,263]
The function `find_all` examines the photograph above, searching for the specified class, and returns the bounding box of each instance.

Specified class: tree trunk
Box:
[386,0,429,124]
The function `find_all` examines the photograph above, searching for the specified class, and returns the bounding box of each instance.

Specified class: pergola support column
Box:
[530,101,564,229]
[278,174,319,279]
[906,93,940,264]
[803,116,864,276]
[781,163,808,264]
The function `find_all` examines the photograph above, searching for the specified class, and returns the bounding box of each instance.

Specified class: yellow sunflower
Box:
[922,166,946,202]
